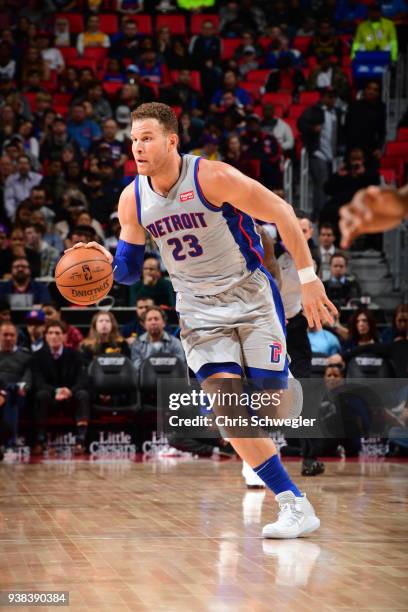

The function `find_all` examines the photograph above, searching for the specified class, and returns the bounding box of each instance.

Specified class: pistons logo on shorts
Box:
[180,190,194,202]
[269,341,283,364]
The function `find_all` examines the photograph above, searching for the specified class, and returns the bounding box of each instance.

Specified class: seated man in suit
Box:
[32,320,90,455]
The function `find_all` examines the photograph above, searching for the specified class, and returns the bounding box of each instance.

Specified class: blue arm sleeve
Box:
[112,239,145,285]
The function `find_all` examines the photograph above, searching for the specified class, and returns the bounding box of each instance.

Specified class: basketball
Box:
[55,246,113,305]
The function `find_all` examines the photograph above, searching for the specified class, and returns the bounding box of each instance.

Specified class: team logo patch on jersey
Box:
[180,190,194,202]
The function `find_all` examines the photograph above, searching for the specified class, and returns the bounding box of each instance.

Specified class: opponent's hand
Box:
[339,187,406,248]
[301,277,338,330]
[64,241,113,264]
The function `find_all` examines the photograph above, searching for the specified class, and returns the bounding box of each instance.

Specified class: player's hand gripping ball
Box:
[55,244,113,305]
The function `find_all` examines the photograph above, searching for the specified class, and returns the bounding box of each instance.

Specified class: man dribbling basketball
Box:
[68,102,337,538]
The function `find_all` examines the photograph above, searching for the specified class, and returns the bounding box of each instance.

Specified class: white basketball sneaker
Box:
[262,490,320,539]
[242,461,266,488]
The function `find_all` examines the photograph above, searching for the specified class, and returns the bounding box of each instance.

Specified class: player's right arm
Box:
[66,182,146,285]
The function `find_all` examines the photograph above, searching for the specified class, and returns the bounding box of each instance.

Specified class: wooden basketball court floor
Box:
[0,457,407,612]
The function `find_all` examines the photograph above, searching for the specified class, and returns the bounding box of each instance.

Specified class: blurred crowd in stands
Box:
[0,0,407,459]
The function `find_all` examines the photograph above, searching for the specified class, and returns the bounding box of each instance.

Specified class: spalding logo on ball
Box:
[55,247,113,305]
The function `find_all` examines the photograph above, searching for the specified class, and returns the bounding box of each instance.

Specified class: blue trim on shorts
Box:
[244,366,288,389]
[193,157,222,212]
[134,174,141,224]
[196,362,243,382]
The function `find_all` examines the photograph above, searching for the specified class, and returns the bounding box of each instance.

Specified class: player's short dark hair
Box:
[131,103,179,135]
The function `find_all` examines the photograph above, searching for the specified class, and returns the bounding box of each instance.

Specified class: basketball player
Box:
[68,103,337,538]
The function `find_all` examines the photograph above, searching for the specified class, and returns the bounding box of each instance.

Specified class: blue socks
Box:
[254,454,302,497]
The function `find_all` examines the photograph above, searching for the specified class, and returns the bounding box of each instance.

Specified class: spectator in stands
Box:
[18,308,46,352]
[264,55,306,97]
[323,252,361,308]
[80,311,130,365]
[351,2,398,62]
[345,80,386,161]
[335,0,369,33]
[322,148,380,226]
[381,304,408,343]
[4,154,42,221]
[0,256,51,307]
[122,296,154,343]
[67,102,102,154]
[20,46,50,85]
[24,223,59,278]
[222,134,254,177]
[298,87,340,220]
[76,15,110,57]
[160,69,204,117]
[36,31,65,75]
[343,308,378,349]
[191,134,222,161]
[32,320,90,455]
[240,114,282,190]
[53,17,72,48]
[261,103,295,153]
[308,324,342,356]
[81,80,112,124]
[8,227,41,277]
[308,50,350,103]
[307,17,343,61]
[189,19,221,69]
[318,222,337,281]
[117,0,144,14]
[130,256,175,308]
[90,119,127,174]
[111,18,143,61]
[295,210,321,271]
[42,302,83,351]
[0,321,31,446]
[29,185,55,225]
[131,307,185,372]
[0,41,16,81]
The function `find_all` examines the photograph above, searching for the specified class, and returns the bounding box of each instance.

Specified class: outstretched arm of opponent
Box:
[199,160,337,329]
[65,182,146,284]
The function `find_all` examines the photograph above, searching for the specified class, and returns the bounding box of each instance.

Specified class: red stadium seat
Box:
[397,127,408,141]
[102,82,124,97]
[66,57,98,72]
[54,93,73,105]
[380,168,396,185]
[288,104,308,119]
[98,14,119,34]
[157,14,186,35]
[124,160,137,176]
[59,47,78,61]
[190,14,219,35]
[247,69,270,84]
[239,82,261,100]
[299,91,320,106]
[221,38,242,60]
[55,13,84,33]
[170,70,202,92]
[292,36,311,54]
[380,157,405,186]
[83,48,109,62]
[384,141,408,160]
[261,92,292,114]
[124,14,153,34]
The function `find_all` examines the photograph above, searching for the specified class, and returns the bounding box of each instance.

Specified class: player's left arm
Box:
[199,160,337,329]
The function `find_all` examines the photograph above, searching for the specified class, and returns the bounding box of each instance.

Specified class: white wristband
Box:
[298,266,318,284]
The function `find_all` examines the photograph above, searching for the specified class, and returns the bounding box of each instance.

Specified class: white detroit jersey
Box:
[135,154,264,295]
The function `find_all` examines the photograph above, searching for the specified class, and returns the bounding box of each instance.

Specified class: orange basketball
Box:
[55,246,113,305]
